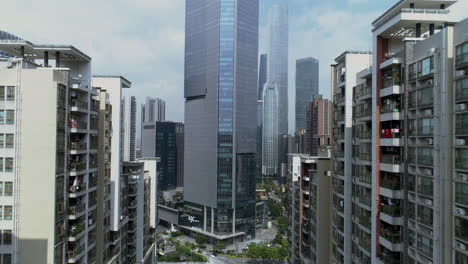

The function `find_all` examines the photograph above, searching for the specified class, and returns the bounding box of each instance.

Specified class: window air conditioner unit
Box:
[425,199,433,206]
[456,139,467,146]
[456,104,467,112]
[425,169,432,176]
[457,241,467,251]
[460,174,468,181]
[456,207,466,216]
[424,109,433,116]
[427,79,433,86]
[427,138,433,145]
[456,70,466,78]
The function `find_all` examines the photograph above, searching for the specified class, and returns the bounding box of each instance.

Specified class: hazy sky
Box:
[0,0,467,132]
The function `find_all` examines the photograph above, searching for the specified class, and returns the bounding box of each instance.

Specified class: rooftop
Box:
[334,51,372,63]
[93,75,132,88]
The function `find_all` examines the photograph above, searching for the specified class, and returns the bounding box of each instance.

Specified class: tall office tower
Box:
[122,96,137,161]
[369,1,462,263]
[330,51,371,264]
[142,121,183,191]
[288,154,331,264]
[184,0,258,241]
[258,54,268,100]
[296,57,319,132]
[306,96,332,157]
[175,122,184,187]
[142,96,166,123]
[267,4,288,135]
[262,83,279,178]
[257,54,267,177]
[0,33,101,263]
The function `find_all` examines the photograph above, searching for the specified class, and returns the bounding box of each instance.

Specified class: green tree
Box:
[195,235,208,246]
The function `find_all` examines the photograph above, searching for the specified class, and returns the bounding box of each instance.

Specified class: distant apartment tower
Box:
[268,4,289,135]
[257,54,267,176]
[296,57,319,132]
[0,33,102,263]
[142,96,166,123]
[123,96,137,161]
[183,0,258,241]
[330,51,372,264]
[306,96,332,157]
[142,121,184,191]
[262,83,279,178]
[287,154,331,264]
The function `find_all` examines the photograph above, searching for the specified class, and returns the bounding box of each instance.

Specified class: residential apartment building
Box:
[262,83,279,179]
[306,96,332,157]
[288,154,331,264]
[123,96,137,161]
[330,51,372,264]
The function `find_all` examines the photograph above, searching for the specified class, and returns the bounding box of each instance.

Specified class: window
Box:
[2,230,11,245]
[5,134,13,149]
[0,110,4,124]
[419,57,434,77]
[456,149,468,171]
[0,86,4,101]
[418,88,433,107]
[4,182,12,197]
[5,158,13,172]
[420,118,433,136]
[456,42,468,66]
[0,134,4,148]
[3,206,11,220]
[0,158,3,172]
[6,87,14,101]
[455,217,468,241]
[456,78,468,101]
[456,113,468,135]
[2,253,11,264]
[6,110,14,125]
[456,183,468,206]
[0,182,3,196]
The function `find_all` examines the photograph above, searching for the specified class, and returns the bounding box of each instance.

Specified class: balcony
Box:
[70,162,87,175]
[380,155,402,173]
[380,177,402,199]
[355,83,372,100]
[67,243,85,262]
[69,203,86,219]
[334,93,345,106]
[70,100,89,112]
[380,204,403,225]
[456,43,468,69]
[70,120,88,132]
[381,128,402,147]
[380,229,402,252]
[69,223,85,239]
[70,141,87,154]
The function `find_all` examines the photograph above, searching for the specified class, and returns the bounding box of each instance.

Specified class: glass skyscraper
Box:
[295,57,319,132]
[267,4,288,135]
[184,0,258,240]
[262,83,279,178]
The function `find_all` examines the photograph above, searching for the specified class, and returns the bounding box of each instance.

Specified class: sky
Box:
[0,0,467,132]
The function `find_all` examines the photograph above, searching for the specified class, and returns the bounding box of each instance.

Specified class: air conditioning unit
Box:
[424,109,433,116]
[425,169,432,176]
[427,138,433,145]
[456,104,467,112]
[457,241,467,251]
[456,207,467,216]
[425,199,433,206]
[456,70,466,78]
[327,171,331,177]
[427,79,433,86]
[460,174,468,181]
[456,139,467,146]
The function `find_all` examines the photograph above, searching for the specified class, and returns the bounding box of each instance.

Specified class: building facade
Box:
[142,97,165,124]
[122,96,137,161]
[330,51,372,264]
[306,96,332,157]
[296,57,319,132]
[267,4,289,135]
[183,0,258,241]
[288,154,331,264]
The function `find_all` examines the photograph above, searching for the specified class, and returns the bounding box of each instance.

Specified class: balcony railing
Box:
[381,178,401,190]
[381,155,401,165]
[401,8,449,15]
[381,128,401,139]
[69,203,86,215]
[70,142,87,151]
[67,244,85,259]
[381,204,401,217]
[69,223,85,237]
[70,120,88,130]
[381,229,401,244]
[71,100,88,110]
[70,162,87,172]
